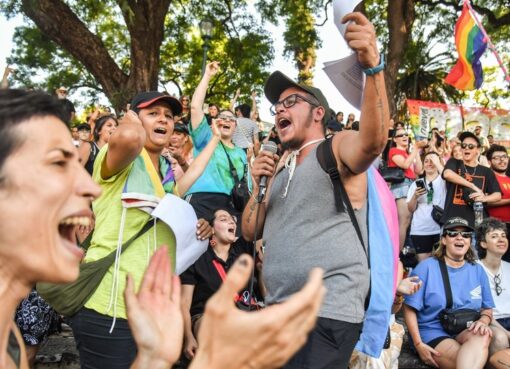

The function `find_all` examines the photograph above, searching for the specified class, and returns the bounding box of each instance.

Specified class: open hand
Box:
[125,246,183,368]
[397,276,422,296]
[416,342,441,368]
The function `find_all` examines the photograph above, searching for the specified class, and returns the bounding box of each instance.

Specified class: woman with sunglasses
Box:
[476,218,510,366]
[404,216,494,369]
[187,61,249,222]
[388,127,428,248]
[406,152,446,262]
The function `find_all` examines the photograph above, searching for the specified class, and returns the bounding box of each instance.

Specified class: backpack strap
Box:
[316,136,367,258]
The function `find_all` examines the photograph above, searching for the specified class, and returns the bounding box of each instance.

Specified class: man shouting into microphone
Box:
[242,12,390,369]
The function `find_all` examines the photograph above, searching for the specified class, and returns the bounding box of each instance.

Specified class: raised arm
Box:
[334,12,390,174]
[101,110,145,179]
[229,88,240,112]
[191,62,220,130]
[250,90,258,121]
[174,121,220,196]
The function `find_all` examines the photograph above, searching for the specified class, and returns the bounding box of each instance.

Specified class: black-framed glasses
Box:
[444,230,472,238]
[461,143,479,150]
[494,274,502,296]
[270,94,319,116]
[394,133,409,138]
[492,154,509,161]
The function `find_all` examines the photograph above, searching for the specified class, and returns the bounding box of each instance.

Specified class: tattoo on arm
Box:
[372,76,386,135]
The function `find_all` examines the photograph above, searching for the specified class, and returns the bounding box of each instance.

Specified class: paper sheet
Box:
[323,53,365,109]
[333,0,362,36]
[326,0,365,109]
[152,194,208,274]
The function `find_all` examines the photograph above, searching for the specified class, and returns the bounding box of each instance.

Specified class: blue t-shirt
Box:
[186,117,248,195]
[405,257,494,344]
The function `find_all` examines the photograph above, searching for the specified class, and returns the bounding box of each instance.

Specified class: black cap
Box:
[76,123,91,131]
[173,123,189,135]
[443,217,474,232]
[130,91,182,116]
[264,71,330,118]
[459,131,481,147]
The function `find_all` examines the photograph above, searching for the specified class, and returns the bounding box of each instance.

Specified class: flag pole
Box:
[465,0,510,85]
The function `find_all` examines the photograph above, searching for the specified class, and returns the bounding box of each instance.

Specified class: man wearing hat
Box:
[242,11,390,369]
[70,91,215,368]
[442,131,501,227]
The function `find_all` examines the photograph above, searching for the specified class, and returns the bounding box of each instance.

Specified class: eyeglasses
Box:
[270,94,319,116]
[494,274,502,296]
[461,143,479,150]
[394,133,409,138]
[444,230,472,238]
[217,115,237,123]
[491,154,509,161]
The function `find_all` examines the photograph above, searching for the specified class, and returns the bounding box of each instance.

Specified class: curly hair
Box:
[476,217,507,259]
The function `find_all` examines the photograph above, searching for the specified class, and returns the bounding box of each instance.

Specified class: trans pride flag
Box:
[445,2,487,90]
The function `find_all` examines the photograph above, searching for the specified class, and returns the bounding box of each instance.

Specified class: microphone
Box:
[257,141,278,202]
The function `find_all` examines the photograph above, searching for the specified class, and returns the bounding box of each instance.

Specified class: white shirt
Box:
[478,260,510,320]
[406,176,447,235]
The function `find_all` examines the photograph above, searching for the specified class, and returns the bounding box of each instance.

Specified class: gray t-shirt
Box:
[262,146,370,323]
[232,117,259,149]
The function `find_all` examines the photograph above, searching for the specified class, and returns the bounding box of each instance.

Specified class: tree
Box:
[1,0,274,111]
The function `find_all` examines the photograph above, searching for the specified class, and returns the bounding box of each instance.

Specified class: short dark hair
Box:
[486,144,507,161]
[476,217,507,259]
[0,89,67,183]
[235,104,251,118]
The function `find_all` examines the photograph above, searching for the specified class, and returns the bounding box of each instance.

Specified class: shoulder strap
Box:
[316,137,367,257]
[120,219,155,254]
[438,258,453,309]
[220,142,240,182]
[212,259,243,302]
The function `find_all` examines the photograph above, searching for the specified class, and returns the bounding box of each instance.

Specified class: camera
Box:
[415,179,425,189]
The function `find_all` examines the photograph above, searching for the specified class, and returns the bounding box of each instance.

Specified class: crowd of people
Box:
[1,9,510,369]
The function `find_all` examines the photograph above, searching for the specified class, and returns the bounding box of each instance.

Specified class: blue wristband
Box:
[363,55,385,76]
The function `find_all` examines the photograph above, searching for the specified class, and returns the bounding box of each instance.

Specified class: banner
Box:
[406,99,510,140]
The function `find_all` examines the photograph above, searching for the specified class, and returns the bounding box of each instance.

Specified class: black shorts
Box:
[497,317,510,330]
[283,317,363,369]
[410,234,440,254]
[426,336,451,348]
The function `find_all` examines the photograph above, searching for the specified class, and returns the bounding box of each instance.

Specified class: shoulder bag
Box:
[220,142,250,212]
[36,220,155,317]
[438,258,480,335]
[379,160,405,184]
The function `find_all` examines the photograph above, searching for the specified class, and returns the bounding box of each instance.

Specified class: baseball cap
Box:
[76,123,91,132]
[173,123,189,135]
[264,71,330,119]
[459,131,481,147]
[443,217,474,232]
[131,91,182,116]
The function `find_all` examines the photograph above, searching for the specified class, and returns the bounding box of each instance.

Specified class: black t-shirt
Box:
[442,158,501,226]
[180,238,256,316]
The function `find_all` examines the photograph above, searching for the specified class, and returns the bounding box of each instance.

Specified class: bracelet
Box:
[393,295,404,305]
[415,341,423,347]
[480,313,492,324]
[363,55,385,76]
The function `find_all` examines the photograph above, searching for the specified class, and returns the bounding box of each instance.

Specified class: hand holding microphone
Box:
[252,141,279,202]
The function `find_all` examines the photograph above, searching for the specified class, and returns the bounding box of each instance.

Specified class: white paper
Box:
[152,194,208,274]
[333,0,362,36]
[323,53,365,110]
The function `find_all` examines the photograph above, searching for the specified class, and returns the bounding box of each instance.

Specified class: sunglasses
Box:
[461,143,479,150]
[444,230,472,238]
[494,274,502,296]
[394,133,409,138]
[217,115,237,123]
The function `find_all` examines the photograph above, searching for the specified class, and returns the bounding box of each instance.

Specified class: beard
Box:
[280,109,315,151]
[492,167,508,174]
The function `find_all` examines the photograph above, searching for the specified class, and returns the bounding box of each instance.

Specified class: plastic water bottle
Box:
[473,201,484,227]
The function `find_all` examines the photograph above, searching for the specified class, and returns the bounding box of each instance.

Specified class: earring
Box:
[210,238,217,247]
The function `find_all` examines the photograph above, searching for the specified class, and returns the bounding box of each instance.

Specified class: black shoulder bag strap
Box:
[438,258,453,309]
[316,136,368,260]
[220,142,240,183]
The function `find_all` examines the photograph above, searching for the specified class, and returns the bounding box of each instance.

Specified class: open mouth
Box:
[454,242,465,249]
[58,216,91,258]
[277,118,291,130]
[227,227,235,235]
[154,127,167,135]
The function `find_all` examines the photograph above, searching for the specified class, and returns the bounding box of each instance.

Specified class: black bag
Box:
[438,259,480,335]
[221,143,250,211]
[379,162,405,184]
[431,205,444,225]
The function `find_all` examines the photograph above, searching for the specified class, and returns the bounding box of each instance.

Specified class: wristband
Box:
[363,55,385,76]
[480,313,492,324]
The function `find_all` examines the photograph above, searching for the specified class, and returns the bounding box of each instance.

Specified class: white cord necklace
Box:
[282,138,325,198]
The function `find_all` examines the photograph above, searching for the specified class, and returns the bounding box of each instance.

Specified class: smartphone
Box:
[415,179,425,189]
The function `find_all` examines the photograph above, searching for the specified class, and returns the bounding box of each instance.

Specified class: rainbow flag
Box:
[445,2,487,90]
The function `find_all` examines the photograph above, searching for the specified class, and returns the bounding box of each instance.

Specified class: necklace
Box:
[445,254,464,263]
[462,162,477,179]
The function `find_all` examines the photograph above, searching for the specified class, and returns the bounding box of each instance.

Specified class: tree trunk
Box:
[386,0,416,118]
[21,0,171,111]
